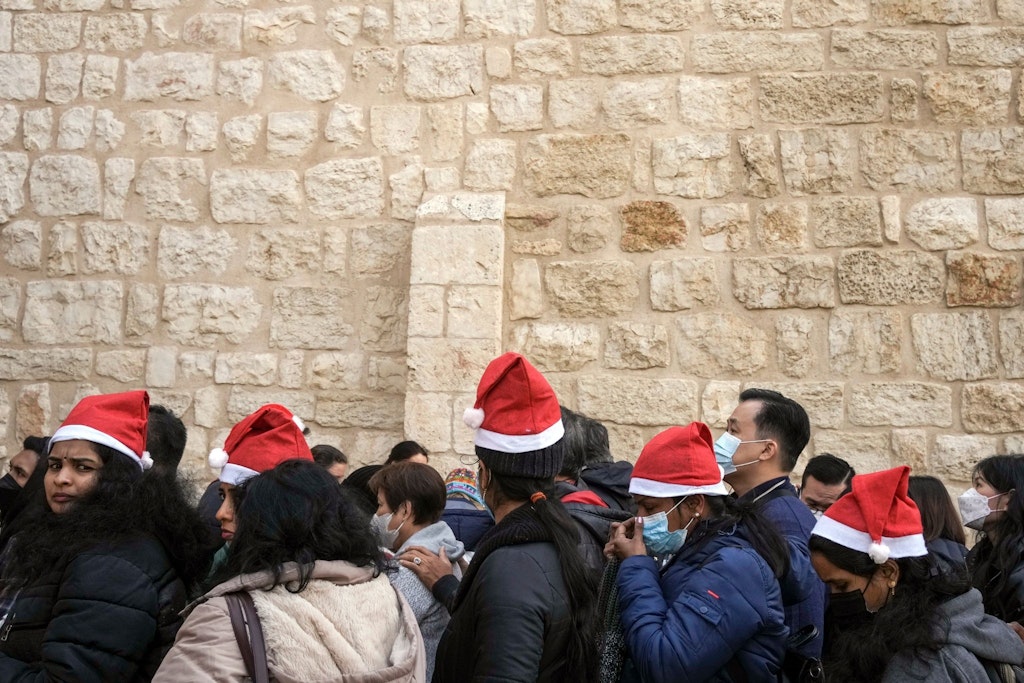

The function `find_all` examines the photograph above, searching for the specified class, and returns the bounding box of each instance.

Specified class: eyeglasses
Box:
[459,454,480,467]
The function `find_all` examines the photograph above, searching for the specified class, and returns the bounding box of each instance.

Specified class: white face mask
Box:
[957,488,1007,531]
[713,432,770,476]
[371,510,405,550]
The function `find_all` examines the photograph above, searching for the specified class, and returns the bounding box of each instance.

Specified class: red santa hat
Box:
[209,404,313,486]
[49,390,152,470]
[811,465,927,564]
[463,352,564,477]
[629,422,729,498]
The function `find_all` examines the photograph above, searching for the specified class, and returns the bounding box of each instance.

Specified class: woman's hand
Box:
[398,546,453,591]
[604,517,647,560]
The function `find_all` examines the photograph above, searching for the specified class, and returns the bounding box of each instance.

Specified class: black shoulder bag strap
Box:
[225,591,270,683]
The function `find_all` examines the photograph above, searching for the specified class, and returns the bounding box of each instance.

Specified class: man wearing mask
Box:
[0,436,48,517]
[714,389,826,683]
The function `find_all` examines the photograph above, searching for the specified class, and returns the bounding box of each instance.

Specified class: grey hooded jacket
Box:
[882,587,1024,682]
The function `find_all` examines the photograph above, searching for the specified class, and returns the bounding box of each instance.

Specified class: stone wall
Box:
[1,0,1022,487]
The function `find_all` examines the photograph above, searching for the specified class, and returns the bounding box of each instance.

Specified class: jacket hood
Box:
[579,461,635,512]
[564,500,632,546]
[394,521,465,561]
[939,588,1024,664]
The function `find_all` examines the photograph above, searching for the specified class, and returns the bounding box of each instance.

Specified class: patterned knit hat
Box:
[209,404,313,486]
[49,390,152,470]
[463,352,564,478]
[629,422,729,498]
[445,467,485,507]
[812,465,927,564]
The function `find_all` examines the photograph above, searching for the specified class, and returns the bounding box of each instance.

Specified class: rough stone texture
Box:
[831,30,938,69]
[701,381,742,429]
[620,0,701,30]
[404,45,483,101]
[775,315,815,378]
[509,259,542,320]
[125,53,214,102]
[962,383,1024,433]
[29,155,100,217]
[876,0,988,25]
[96,349,145,382]
[0,54,40,101]
[948,28,1024,67]
[891,78,920,123]
[407,337,498,392]
[0,279,19,342]
[210,170,301,224]
[509,322,599,371]
[692,33,822,73]
[268,51,345,102]
[578,377,698,426]
[603,79,672,131]
[755,203,807,252]
[946,252,1022,308]
[23,280,123,344]
[849,383,953,427]
[158,226,236,279]
[514,39,572,79]
[733,256,836,309]
[604,322,670,369]
[677,77,752,130]
[305,158,384,219]
[163,285,261,345]
[13,13,81,52]
[566,204,612,252]
[360,285,408,352]
[911,311,997,381]
[247,229,320,280]
[650,258,719,310]
[16,383,50,442]
[545,261,639,317]
[547,0,615,34]
[829,310,902,375]
[761,73,883,124]
[579,35,683,75]
[653,134,733,199]
[812,197,882,248]
[47,54,85,106]
[227,389,315,424]
[986,198,1024,250]
[217,58,263,105]
[0,349,91,381]
[1,220,42,270]
[751,382,844,429]
[447,286,500,340]
[860,129,958,192]
[812,432,893,476]
[962,128,1024,195]
[923,70,1012,126]
[1000,312,1024,379]
[271,287,354,349]
[620,201,686,252]
[136,157,206,222]
[779,129,854,196]
[0,153,29,224]
[905,198,979,250]
[411,225,502,285]
[838,250,945,305]
[548,78,601,129]
[700,203,750,252]
[267,111,318,158]
[676,313,769,377]
[490,84,543,132]
[81,221,149,275]
[933,435,999,481]
[464,138,516,191]
[738,134,780,198]
[525,134,631,198]
[464,0,534,37]
[711,0,783,28]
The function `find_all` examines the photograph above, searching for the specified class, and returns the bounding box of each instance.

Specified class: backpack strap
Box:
[224,591,270,683]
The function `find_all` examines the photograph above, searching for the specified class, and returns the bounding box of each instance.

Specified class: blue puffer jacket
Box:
[616,523,787,683]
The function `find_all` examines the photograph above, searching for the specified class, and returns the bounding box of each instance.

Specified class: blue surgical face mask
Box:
[713,432,770,476]
[641,498,692,556]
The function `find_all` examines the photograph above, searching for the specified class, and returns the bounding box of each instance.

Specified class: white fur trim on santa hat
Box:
[292,415,305,433]
[629,476,730,499]
[474,419,564,454]
[463,407,485,430]
[50,424,145,470]
[219,462,260,487]
[811,515,927,560]
[208,448,229,470]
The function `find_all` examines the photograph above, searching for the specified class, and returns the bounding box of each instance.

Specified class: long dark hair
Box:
[809,535,971,682]
[687,494,790,579]
[1,443,210,593]
[969,454,1024,620]
[907,475,966,545]
[210,459,385,593]
[484,464,599,682]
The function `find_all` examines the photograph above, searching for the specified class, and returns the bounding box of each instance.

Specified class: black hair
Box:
[484,466,598,682]
[369,461,446,525]
[311,444,348,467]
[688,495,790,580]
[802,453,855,491]
[386,440,428,464]
[341,464,384,517]
[211,460,385,592]
[558,406,587,481]
[739,388,811,471]
[582,415,613,465]
[21,435,49,458]
[968,454,1024,621]
[2,443,210,594]
[907,475,965,545]
[808,535,970,682]
[147,404,187,473]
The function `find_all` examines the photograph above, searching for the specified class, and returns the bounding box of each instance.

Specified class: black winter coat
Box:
[0,534,186,682]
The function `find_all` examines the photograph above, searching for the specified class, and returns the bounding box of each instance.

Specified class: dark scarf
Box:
[453,503,552,610]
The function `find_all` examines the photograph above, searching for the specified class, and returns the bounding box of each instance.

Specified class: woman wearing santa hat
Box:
[0,390,208,680]
[604,421,790,682]
[809,465,1024,681]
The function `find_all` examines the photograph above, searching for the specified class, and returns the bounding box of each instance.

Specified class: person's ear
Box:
[760,439,778,462]
[877,558,900,584]
[682,495,704,522]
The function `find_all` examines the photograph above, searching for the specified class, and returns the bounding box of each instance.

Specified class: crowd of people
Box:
[0,351,1022,682]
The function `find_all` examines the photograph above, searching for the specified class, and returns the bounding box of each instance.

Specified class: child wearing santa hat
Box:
[809,465,1024,681]
[0,390,208,680]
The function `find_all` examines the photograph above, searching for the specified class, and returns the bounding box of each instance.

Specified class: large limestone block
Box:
[792,0,869,27]
[390,162,423,222]
[82,56,118,101]
[650,258,719,310]
[710,0,783,28]
[245,7,316,46]
[465,138,516,191]
[0,153,29,223]
[163,284,261,345]
[408,285,444,337]
[103,158,134,221]
[464,0,534,37]
[404,393,452,454]
[509,322,600,371]
[933,435,998,481]
[47,55,85,106]
[946,251,1022,308]
[849,383,952,427]
[360,285,408,353]
[546,0,615,34]
[702,381,742,429]
[217,58,263,105]
[370,106,421,154]
[812,197,882,248]
[775,314,815,378]
[510,259,542,320]
[1,220,41,270]
[514,39,572,79]
[678,77,752,130]
[963,128,1024,194]
[745,382,843,429]
[96,349,145,382]
[838,250,944,304]
[490,84,544,132]
[911,311,997,381]
[891,78,920,123]
[875,0,988,24]
[986,198,1024,250]
[524,134,630,198]
[125,53,214,101]
[620,0,701,30]
[829,310,902,375]
[210,170,302,224]
[247,228,320,280]
[351,223,411,276]
[407,337,498,392]
[579,35,684,75]
[23,280,122,344]
[545,261,639,317]
[692,32,822,73]
[326,104,366,149]
[831,29,938,68]
[24,109,53,152]
[214,353,278,386]
[0,348,91,381]
[0,279,19,342]
[13,13,80,52]
[700,203,750,252]
[999,0,1024,20]
[125,283,158,338]
[962,383,1024,433]
[268,51,344,102]
[779,129,854,196]
[620,200,686,252]
[676,312,769,377]
[999,313,1024,378]
[652,134,732,199]
[905,198,978,250]
[16,384,51,441]
[567,204,612,253]
[411,225,502,286]
[603,79,672,131]
[47,221,77,278]
[755,203,807,252]
[578,377,698,426]
[760,73,883,124]
[81,221,149,275]
[227,388,314,424]
[404,45,483,101]
[948,27,1024,67]
[738,134,780,198]
[605,322,670,370]
[393,0,459,43]
[812,431,892,476]
[860,129,957,192]
[29,155,100,217]
[368,356,406,395]
[271,287,354,349]
[267,111,318,158]
[446,286,500,340]
[0,54,40,100]
[548,78,602,129]
[733,256,836,310]
[136,157,206,222]
[158,225,236,279]
[305,158,384,219]
[923,70,1012,125]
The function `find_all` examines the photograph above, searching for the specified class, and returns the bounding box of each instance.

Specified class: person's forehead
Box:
[10,449,36,467]
[48,440,100,460]
[803,476,844,499]
[728,400,761,425]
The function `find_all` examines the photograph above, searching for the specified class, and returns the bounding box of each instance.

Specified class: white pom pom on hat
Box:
[463,407,485,430]
[867,541,891,564]
[209,447,229,470]
[140,451,154,470]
